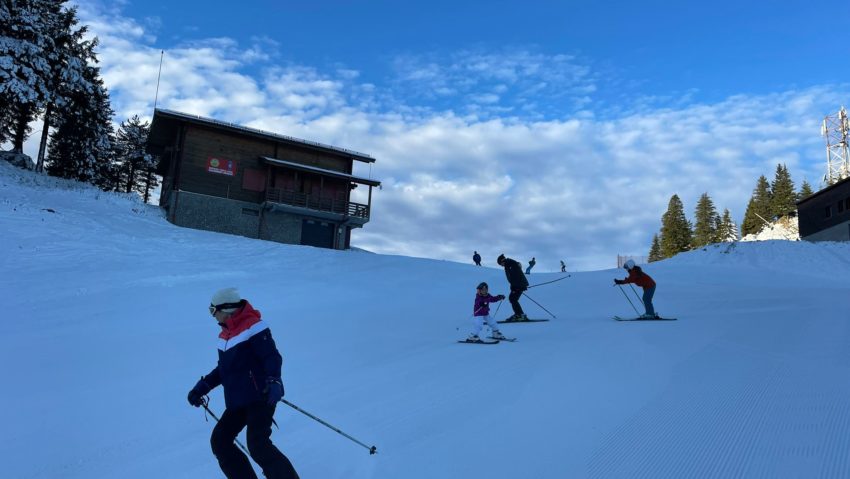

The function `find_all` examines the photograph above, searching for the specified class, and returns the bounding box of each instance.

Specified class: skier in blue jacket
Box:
[187,288,299,479]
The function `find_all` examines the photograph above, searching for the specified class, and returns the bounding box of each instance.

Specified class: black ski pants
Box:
[508,288,526,316]
[210,401,299,479]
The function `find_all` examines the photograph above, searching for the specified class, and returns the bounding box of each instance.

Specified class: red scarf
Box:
[219,301,262,340]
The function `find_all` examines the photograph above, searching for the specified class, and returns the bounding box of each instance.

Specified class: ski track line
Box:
[587,317,850,478]
[587,349,781,479]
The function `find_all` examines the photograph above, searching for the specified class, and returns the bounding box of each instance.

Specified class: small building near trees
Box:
[147,109,380,249]
[796,176,850,241]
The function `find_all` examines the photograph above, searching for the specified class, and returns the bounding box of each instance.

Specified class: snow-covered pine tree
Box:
[35,4,95,172]
[648,234,662,262]
[45,64,115,186]
[659,194,692,259]
[717,208,739,242]
[741,176,772,236]
[114,115,157,201]
[770,164,796,219]
[798,180,814,201]
[0,0,60,152]
[693,192,719,248]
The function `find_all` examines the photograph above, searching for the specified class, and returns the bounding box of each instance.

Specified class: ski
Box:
[457,339,500,345]
[488,336,517,342]
[612,316,677,321]
[497,319,549,324]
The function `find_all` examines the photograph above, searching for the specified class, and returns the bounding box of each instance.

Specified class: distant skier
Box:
[614,260,659,319]
[187,288,300,479]
[473,251,482,266]
[497,254,529,321]
[525,257,536,274]
[560,260,566,273]
[465,282,507,342]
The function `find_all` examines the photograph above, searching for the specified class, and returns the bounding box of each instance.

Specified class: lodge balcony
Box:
[264,188,371,224]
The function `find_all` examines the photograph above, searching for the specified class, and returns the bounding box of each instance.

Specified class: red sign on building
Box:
[207,157,236,176]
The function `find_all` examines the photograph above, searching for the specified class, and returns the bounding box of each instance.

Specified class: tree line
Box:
[1,0,157,201]
[648,163,813,262]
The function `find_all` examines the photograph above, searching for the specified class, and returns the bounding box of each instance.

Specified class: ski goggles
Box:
[209,302,242,315]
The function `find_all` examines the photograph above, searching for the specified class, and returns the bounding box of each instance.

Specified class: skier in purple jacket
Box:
[466,282,508,342]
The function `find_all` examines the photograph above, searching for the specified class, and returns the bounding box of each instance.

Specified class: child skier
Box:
[614,259,659,319]
[467,282,508,342]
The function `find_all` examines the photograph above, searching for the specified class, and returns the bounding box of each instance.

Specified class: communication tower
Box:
[821,106,850,185]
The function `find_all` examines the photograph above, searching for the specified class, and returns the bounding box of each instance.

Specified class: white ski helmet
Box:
[624,259,636,270]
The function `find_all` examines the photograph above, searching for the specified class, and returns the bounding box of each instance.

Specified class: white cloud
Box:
[11,2,844,272]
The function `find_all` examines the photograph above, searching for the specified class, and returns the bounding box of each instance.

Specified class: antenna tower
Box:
[821,106,850,186]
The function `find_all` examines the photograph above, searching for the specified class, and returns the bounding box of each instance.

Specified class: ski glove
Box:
[264,378,284,405]
[496,295,505,301]
[187,377,211,407]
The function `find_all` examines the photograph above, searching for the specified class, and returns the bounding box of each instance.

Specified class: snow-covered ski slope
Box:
[3,160,850,479]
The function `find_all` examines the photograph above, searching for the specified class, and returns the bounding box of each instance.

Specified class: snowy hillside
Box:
[3,160,850,479]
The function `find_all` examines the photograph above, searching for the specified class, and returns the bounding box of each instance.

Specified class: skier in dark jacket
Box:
[187,288,299,479]
[497,254,529,321]
[473,251,482,266]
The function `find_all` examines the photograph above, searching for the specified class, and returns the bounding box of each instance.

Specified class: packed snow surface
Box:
[3,161,850,478]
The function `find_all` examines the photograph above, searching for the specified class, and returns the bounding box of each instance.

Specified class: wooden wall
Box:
[176,124,354,204]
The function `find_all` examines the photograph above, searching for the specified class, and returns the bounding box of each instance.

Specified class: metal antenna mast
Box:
[153,50,164,111]
[821,106,850,186]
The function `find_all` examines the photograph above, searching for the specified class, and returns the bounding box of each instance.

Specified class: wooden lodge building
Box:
[147,109,380,249]
[796,175,850,242]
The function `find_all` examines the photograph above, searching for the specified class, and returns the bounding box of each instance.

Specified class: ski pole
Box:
[527,275,571,289]
[521,292,557,319]
[616,284,641,316]
[628,284,645,306]
[201,399,250,456]
[281,399,378,455]
[491,297,504,321]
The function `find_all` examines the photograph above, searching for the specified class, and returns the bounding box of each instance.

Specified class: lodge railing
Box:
[265,188,370,219]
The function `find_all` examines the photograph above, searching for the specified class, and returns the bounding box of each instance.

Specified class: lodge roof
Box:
[796,175,850,206]
[150,109,376,163]
[260,157,381,187]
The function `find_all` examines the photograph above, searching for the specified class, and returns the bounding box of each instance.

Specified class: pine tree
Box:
[693,192,719,248]
[0,0,61,152]
[648,234,662,262]
[770,164,796,219]
[717,208,739,242]
[798,180,814,201]
[35,5,96,172]
[46,64,115,185]
[659,194,692,259]
[115,115,151,191]
[741,176,772,236]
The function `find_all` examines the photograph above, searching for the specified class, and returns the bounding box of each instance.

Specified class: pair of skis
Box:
[458,318,549,344]
[612,316,677,321]
[458,336,517,345]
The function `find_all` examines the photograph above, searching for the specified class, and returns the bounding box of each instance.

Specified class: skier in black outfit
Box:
[187,288,300,479]
[473,251,482,266]
[497,254,529,321]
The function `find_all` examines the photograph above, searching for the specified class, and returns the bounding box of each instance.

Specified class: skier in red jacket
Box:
[614,259,659,319]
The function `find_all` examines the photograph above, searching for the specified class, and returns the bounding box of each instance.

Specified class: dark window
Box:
[242,169,266,192]
[825,206,832,218]
[846,197,850,210]
[241,208,259,216]
[839,201,845,213]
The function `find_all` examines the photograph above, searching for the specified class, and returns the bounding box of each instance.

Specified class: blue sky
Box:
[118,0,844,112]
[20,0,850,269]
